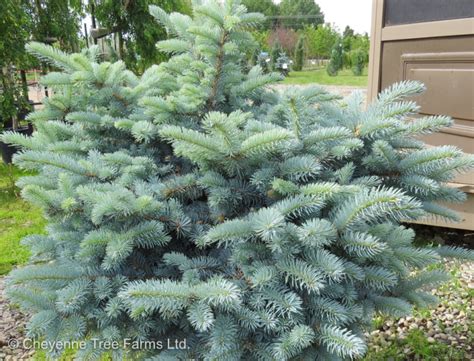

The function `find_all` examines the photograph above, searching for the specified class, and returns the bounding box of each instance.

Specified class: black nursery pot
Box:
[0,124,33,164]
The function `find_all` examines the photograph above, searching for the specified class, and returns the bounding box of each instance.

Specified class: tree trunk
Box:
[42,63,49,97]
[91,2,98,45]
[118,31,124,59]
[0,68,7,126]
[84,23,89,48]
[20,70,28,100]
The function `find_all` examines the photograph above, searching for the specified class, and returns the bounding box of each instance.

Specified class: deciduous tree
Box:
[279,0,324,29]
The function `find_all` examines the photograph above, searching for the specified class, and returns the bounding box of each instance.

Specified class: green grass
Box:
[282,67,368,86]
[0,163,46,275]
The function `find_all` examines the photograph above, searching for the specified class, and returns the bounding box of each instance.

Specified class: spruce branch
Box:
[319,325,367,359]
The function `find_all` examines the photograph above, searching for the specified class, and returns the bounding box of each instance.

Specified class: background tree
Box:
[344,32,370,70]
[0,0,31,130]
[279,0,324,30]
[93,0,191,72]
[1,0,86,131]
[242,0,278,28]
[251,29,270,52]
[28,0,84,52]
[293,35,305,71]
[242,0,278,16]
[342,25,354,52]
[343,25,354,38]
[351,32,370,61]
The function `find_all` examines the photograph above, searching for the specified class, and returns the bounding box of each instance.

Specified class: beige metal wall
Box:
[368,0,474,229]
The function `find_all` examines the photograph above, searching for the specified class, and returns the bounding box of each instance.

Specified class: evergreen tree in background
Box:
[293,35,305,71]
[2,1,474,360]
[327,40,343,76]
[351,48,366,76]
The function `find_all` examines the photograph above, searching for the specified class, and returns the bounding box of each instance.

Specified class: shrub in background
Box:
[2,1,474,360]
[293,35,305,71]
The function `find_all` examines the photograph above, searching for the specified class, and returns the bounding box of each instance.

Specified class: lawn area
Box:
[282,67,368,87]
[0,163,45,275]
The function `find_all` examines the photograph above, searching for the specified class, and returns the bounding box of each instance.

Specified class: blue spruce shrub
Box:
[157,80,474,360]
[1,1,280,360]
[2,1,473,360]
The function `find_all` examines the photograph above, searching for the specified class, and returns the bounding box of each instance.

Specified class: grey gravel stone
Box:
[367,261,473,357]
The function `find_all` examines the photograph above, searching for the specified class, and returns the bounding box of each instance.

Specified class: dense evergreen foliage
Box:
[2,1,473,360]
